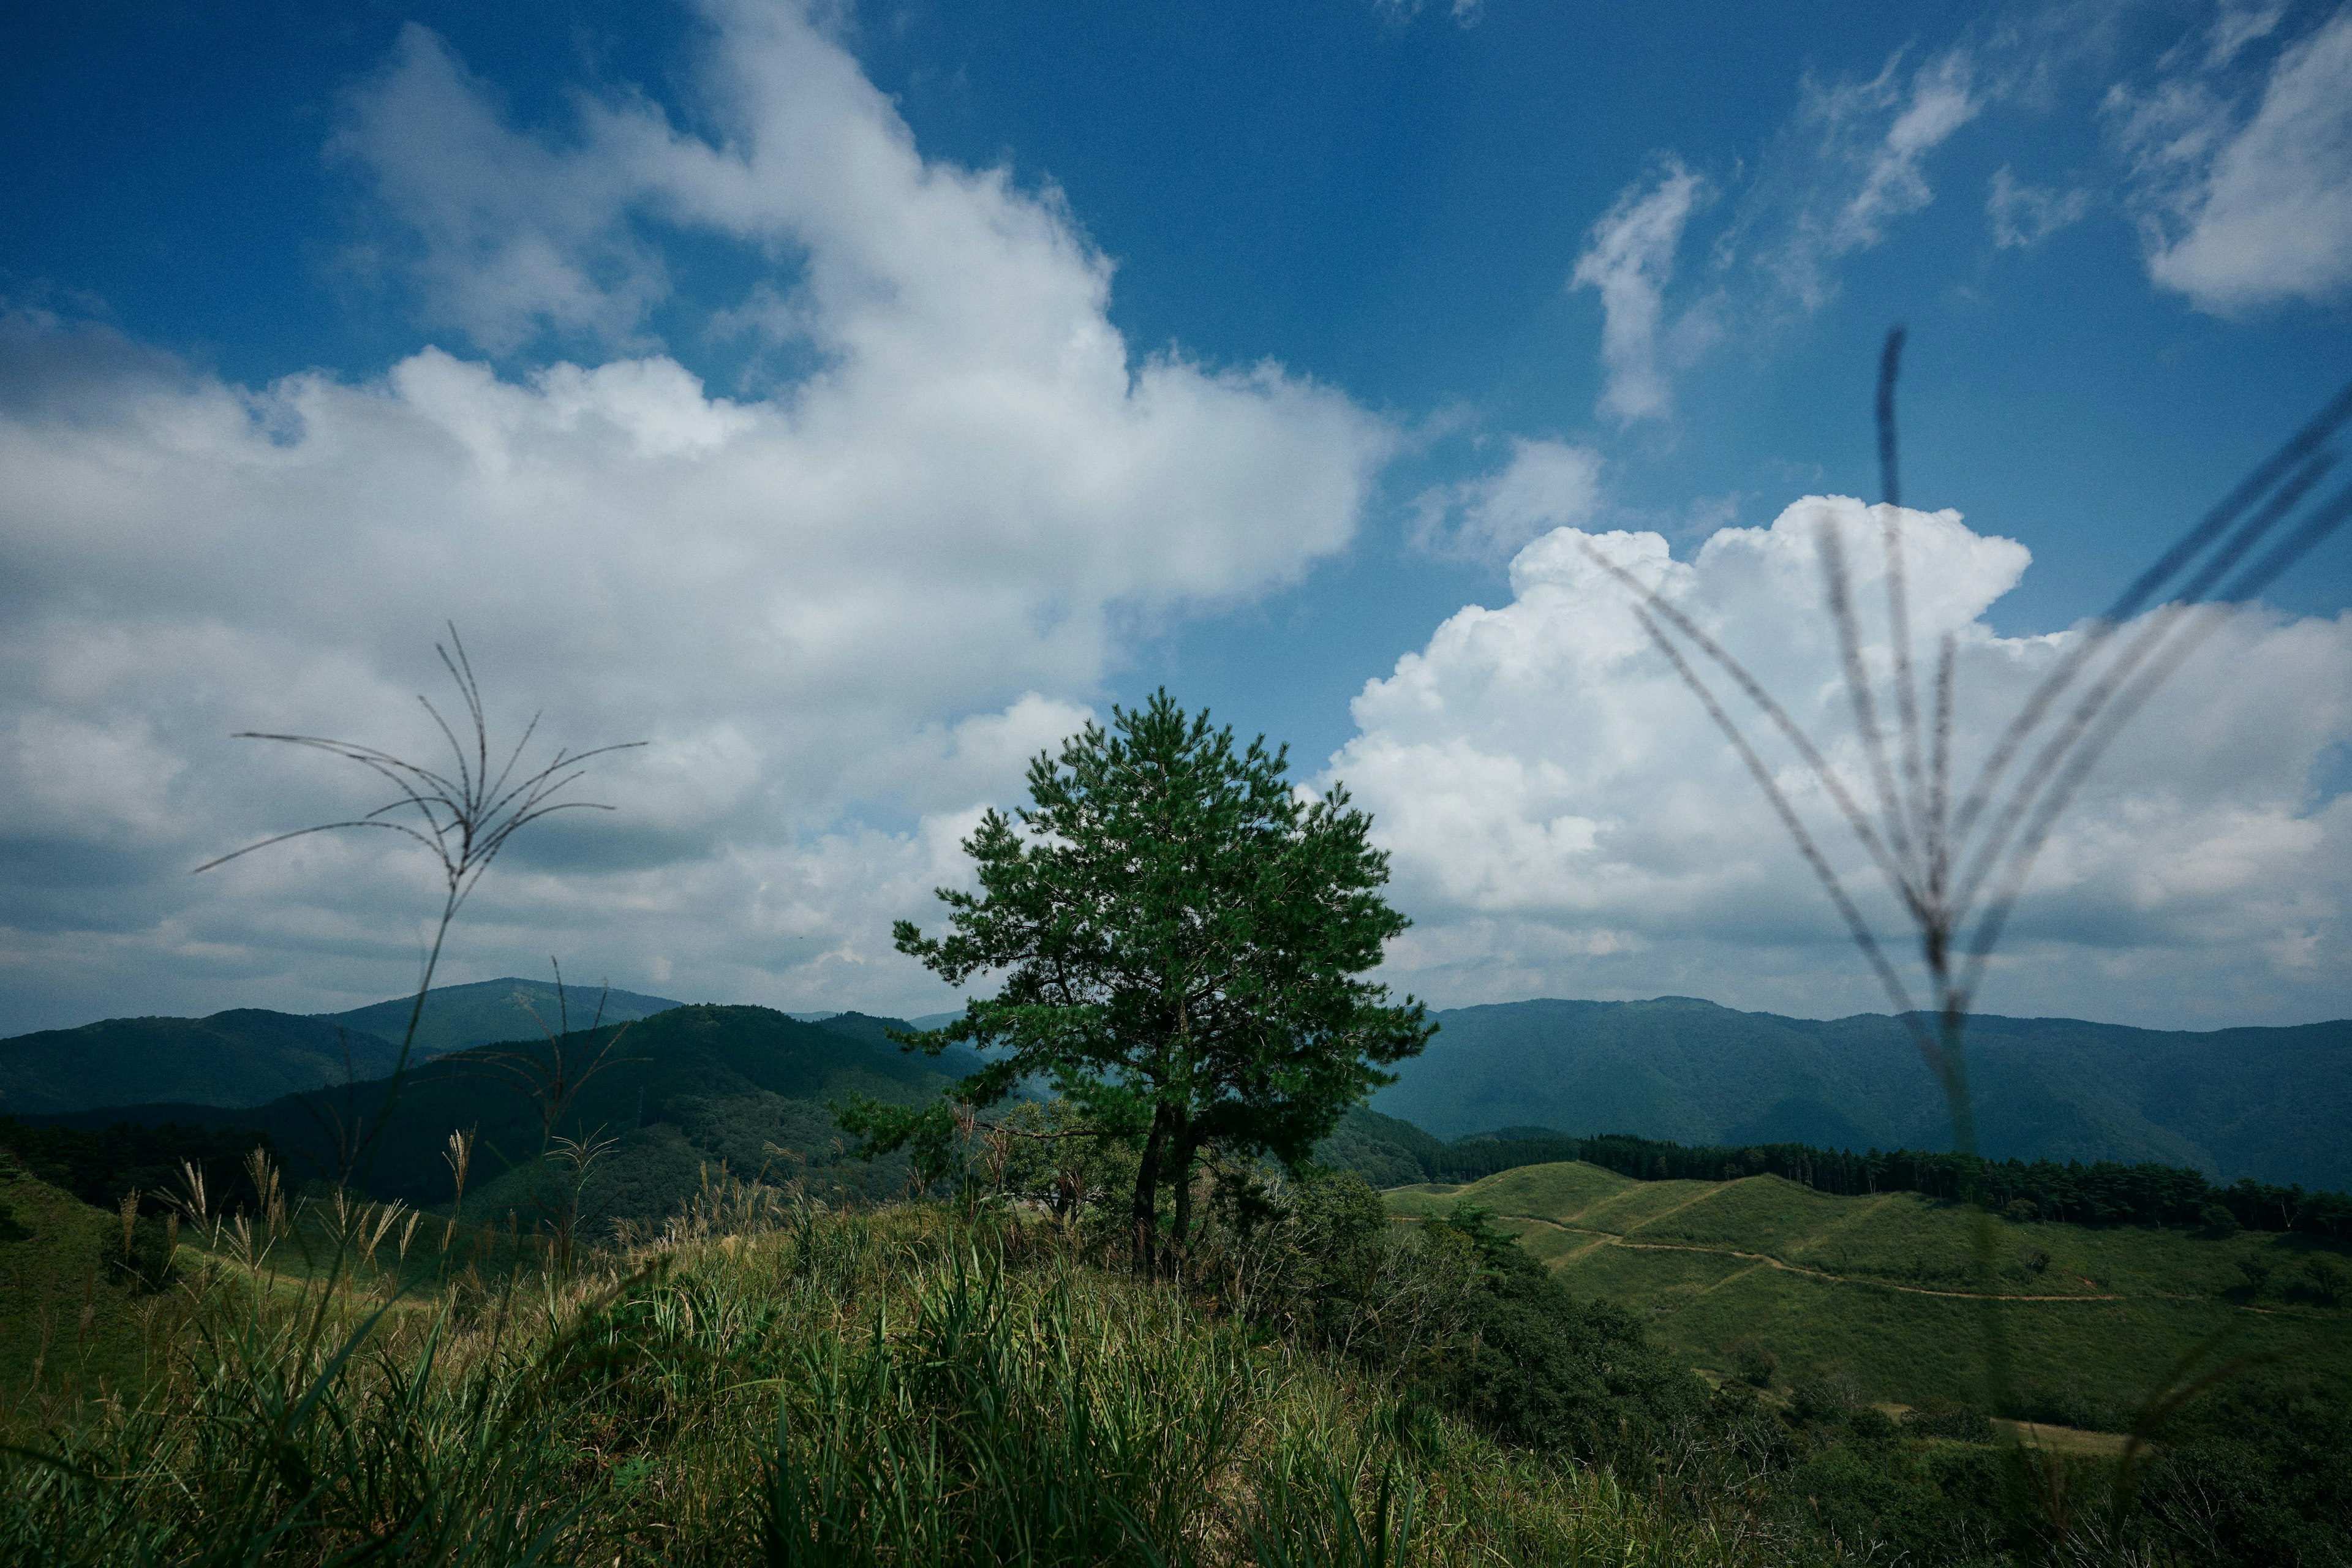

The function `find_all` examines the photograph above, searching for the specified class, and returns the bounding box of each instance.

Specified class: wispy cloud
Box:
[1570,161,1711,426]
[2108,7,2352,314]
[1766,48,1984,308]
[1371,0,1482,29]
[1986,165,2092,247]
[1410,439,1604,562]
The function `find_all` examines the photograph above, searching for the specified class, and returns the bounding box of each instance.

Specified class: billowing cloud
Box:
[0,0,1391,1032]
[2108,8,2352,313]
[1331,501,2352,1028]
[1570,162,1710,426]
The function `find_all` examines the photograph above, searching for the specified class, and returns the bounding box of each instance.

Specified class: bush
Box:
[1724,1336,1777,1389]
[1789,1368,1862,1427]
[2296,1254,2345,1306]
[1905,1401,1995,1444]
[101,1212,179,1293]
[2201,1203,2241,1237]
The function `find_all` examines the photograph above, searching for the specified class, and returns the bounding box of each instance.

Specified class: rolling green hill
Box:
[1385,1160,2352,1428]
[1377,997,2352,1189]
[0,978,687,1120]
[312,976,685,1058]
[0,1009,405,1118]
[25,1006,976,1223]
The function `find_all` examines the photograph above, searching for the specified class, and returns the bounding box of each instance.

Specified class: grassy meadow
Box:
[3,1163,1811,1568]
[1385,1162,2352,1426]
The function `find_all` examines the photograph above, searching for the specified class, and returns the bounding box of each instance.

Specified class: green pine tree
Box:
[843,691,1432,1269]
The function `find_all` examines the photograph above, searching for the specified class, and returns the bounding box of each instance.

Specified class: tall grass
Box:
[1,1196,1830,1567]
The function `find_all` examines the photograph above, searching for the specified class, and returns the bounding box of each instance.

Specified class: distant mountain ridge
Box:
[313,977,686,1059]
[1373,998,2352,1191]
[23,1006,979,1218]
[0,978,687,1118]
[0,1010,404,1118]
[12,985,2345,1189]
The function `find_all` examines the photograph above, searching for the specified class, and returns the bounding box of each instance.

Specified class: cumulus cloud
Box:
[2108,7,2352,312]
[0,0,1392,1032]
[1986,165,2092,247]
[1331,501,2352,1027]
[1570,162,1710,426]
[1411,439,1604,562]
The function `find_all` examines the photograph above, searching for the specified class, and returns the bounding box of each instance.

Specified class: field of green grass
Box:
[0,1160,158,1404]
[1386,1162,2352,1423]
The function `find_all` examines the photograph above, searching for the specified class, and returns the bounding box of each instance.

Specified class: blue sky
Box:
[3,0,2350,1036]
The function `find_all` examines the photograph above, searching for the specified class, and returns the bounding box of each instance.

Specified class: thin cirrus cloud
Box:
[1762,47,1983,311]
[1330,503,2352,1028]
[1986,165,2092,249]
[0,0,1393,1031]
[2108,6,2352,314]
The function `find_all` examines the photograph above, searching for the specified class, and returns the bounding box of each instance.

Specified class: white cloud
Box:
[1766,50,1983,309]
[0,0,1392,1031]
[1986,165,2092,247]
[1570,162,1709,426]
[2109,8,2352,312]
[1411,439,1604,562]
[1331,500,2352,1028]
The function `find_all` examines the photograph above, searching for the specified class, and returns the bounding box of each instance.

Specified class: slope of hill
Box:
[0,1010,404,1118]
[1385,1160,2351,1427]
[25,1007,977,1221]
[0,978,688,1120]
[1374,998,2352,1189]
[312,976,685,1057]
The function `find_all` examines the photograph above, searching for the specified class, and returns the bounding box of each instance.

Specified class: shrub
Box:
[1725,1336,1777,1389]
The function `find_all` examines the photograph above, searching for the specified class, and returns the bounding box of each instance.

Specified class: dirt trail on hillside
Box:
[1496,1213,2128,1302]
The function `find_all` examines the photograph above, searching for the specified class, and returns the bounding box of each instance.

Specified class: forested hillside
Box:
[1376,997,2352,1188]
[311,976,685,1058]
[20,1006,977,1219]
[0,1010,403,1117]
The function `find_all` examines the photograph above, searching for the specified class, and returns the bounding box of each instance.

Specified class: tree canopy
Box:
[843,692,1431,1264]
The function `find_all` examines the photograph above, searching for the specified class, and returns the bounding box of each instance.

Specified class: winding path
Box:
[1483,1212,2130,1303]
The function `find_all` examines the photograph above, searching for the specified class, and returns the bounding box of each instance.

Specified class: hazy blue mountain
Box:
[0,1011,403,1118]
[1372,998,2352,1189]
[313,977,685,1058]
[27,1006,980,1219]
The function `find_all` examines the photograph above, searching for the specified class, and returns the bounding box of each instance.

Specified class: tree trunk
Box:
[1133,1102,1172,1275]
[1170,1127,1199,1264]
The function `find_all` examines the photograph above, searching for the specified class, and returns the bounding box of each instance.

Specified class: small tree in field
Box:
[846,692,1432,1270]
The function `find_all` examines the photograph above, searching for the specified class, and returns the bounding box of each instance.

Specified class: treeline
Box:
[0,1116,279,1215]
[1332,1111,2352,1238]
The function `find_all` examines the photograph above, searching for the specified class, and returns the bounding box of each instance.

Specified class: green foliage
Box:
[874,693,1431,1257]
[0,1117,282,1216]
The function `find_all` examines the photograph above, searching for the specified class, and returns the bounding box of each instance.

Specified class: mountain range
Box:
[17,1005,976,1218]
[7,986,2346,1191]
[0,978,685,1118]
[1370,998,2352,1190]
